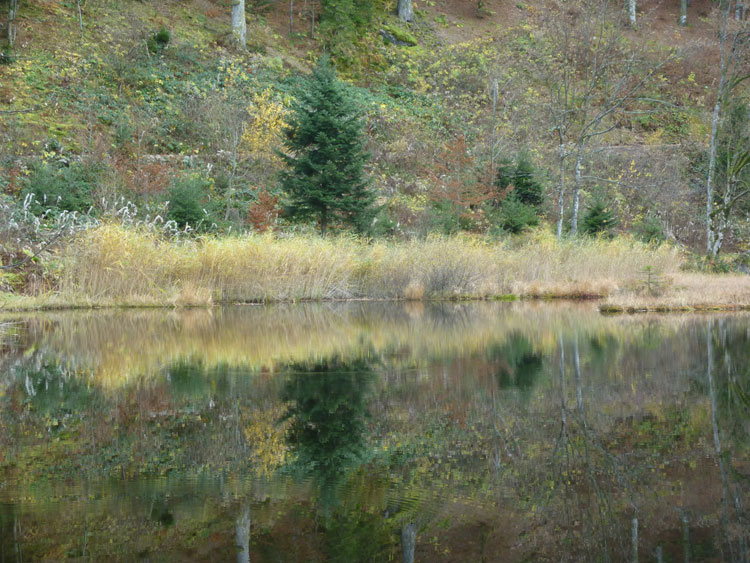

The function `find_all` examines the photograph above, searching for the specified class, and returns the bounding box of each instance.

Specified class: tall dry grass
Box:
[53,224,682,306]
[601,272,750,312]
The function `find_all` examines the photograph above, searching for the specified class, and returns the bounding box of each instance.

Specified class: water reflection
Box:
[282,358,375,493]
[0,303,749,561]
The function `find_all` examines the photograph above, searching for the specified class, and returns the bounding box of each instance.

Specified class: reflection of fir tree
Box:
[281,357,375,487]
[282,357,387,561]
[488,333,543,401]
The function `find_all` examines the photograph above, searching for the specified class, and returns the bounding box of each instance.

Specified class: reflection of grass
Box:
[4,302,684,389]
[4,224,683,309]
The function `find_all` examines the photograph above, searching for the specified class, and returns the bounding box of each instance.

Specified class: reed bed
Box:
[601,273,750,313]
[34,224,685,307]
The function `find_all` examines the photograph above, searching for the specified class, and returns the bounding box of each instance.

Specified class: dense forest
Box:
[0,0,749,304]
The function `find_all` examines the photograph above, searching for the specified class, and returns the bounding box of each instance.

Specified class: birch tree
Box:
[705,6,748,256]
[398,0,414,22]
[401,522,417,563]
[232,0,247,47]
[6,0,18,48]
[705,43,750,256]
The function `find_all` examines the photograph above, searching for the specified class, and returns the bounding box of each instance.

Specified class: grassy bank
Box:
[0,224,684,310]
[600,273,750,313]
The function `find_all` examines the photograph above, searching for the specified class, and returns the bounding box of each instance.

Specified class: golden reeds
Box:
[8,224,685,308]
[601,272,750,313]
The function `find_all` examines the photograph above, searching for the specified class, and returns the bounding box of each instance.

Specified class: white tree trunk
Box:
[570,152,583,237]
[401,522,417,563]
[628,0,636,27]
[706,0,732,256]
[232,0,247,47]
[398,0,414,22]
[8,0,18,48]
[680,0,687,26]
[556,143,565,239]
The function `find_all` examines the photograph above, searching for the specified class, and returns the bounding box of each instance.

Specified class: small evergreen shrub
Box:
[490,152,544,234]
[147,28,171,54]
[155,28,171,45]
[582,197,618,236]
[21,161,101,215]
[488,196,539,235]
[494,152,544,209]
[633,213,665,244]
[0,48,16,65]
[166,175,216,230]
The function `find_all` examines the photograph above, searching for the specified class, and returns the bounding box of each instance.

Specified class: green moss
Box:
[382,23,418,46]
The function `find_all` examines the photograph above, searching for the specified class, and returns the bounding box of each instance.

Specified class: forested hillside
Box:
[0,0,749,293]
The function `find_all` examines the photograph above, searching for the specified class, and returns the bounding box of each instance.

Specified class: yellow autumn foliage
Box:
[241,88,288,168]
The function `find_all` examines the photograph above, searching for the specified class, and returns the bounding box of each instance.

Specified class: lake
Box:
[1,302,749,562]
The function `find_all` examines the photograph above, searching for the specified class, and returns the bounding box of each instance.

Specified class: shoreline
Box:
[3,287,750,314]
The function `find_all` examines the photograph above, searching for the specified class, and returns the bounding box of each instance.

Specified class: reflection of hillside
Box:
[0,302,711,389]
[2,306,750,561]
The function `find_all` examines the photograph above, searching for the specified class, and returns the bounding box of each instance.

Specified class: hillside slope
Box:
[0,0,746,251]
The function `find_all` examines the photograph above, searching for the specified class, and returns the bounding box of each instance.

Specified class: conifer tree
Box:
[494,152,543,209]
[280,56,375,236]
[582,197,617,236]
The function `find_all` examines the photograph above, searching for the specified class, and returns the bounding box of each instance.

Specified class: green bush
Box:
[0,48,16,65]
[166,175,216,230]
[488,196,539,235]
[494,152,544,209]
[147,28,171,54]
[21,161,101,215]
[155,28,171,45]
[582,197,617,236]
[633,213,665,244]
[428,200,475,234]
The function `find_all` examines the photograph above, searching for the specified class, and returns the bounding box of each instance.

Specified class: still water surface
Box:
[1,302,749,562]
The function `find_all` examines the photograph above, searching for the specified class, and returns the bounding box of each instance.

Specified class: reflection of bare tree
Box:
[236,504,251,563]
[706,320,750,562]
[547,333,637,562]
[401,521,416,563]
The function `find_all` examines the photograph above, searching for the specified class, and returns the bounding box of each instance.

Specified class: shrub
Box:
[166,175,216,230]
[633,213,665,244]
[487,197,539,235]
[582,197,617,236]
[154,28,171,45]
[21,161,101,215]
[427,200,479,234]
[147,28,171,54]
[494,152,544,209]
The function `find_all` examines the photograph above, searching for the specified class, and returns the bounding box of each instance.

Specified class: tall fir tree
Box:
[280,56,375,236]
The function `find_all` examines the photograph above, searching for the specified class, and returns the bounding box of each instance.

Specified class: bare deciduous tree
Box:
[537,0,675,237]
[705,6,749,256]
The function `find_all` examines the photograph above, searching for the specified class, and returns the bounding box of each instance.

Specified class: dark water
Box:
[1,302,749,562]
